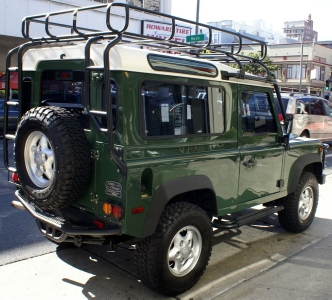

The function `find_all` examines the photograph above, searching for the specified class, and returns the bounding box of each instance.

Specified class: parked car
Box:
[0,98,19,135]
[274,93,332,142]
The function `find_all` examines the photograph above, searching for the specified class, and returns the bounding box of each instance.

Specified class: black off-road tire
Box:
[278,171,318,233]
[135,202,212,296]
[15,106,91,210]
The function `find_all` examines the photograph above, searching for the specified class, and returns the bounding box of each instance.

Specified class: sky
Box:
[171,0,332,41]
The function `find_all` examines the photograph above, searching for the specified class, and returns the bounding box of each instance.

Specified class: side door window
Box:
[241,91,277,134]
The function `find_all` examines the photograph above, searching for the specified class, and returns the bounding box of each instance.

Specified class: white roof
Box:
[23,42,272,87]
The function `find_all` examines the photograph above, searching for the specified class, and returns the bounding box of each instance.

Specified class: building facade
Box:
[207,19,284,45]
[283,14,317,42]
[243,43,332,97]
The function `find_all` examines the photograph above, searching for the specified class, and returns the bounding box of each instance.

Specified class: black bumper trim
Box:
[15,190,121,236]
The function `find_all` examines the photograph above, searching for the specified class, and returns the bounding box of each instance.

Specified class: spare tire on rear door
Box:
[15,106,92,210]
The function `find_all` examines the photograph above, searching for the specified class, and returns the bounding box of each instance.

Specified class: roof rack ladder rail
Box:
[3,41,43,171]
[102,35,126,178]
[3,46,19,172]
[83,36,108,133]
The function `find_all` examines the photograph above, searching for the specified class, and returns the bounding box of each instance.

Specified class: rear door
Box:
[238,86,284,205]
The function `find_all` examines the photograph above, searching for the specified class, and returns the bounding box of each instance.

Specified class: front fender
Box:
[288,153,323,194]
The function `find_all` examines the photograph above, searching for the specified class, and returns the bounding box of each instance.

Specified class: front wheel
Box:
[278,171,318,233]
[135,202,212,296]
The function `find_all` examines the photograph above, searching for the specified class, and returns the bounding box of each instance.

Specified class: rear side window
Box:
[141,82,225,137]
[242,91,277,134]
[41,70,84,105]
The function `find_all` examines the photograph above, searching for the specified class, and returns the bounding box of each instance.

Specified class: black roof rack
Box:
[20,2,274,83]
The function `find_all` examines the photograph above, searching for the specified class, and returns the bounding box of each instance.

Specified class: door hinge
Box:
[91,149,100,160]
[90,193,98,203]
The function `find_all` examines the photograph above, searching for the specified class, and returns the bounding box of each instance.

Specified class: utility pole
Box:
[299,34,304,92]
[195,0,200,34]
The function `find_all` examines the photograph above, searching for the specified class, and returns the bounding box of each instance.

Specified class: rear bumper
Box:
[15,190,121,243]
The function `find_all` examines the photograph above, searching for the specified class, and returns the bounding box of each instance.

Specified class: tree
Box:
[231,52,280,79]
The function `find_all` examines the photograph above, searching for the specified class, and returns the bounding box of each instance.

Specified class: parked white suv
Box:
[275,93,332,142]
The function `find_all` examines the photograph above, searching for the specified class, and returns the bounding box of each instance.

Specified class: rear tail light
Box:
[12,172,19,183]
[112,206,123,219]
[102,203,123,219]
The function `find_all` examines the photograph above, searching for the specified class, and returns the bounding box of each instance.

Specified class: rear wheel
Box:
[135,202,212,296]
[278,171,318,233]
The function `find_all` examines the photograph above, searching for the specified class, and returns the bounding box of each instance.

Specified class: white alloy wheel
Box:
[298,186,314,221]
[168,225,202,277]
[24,131,55,188]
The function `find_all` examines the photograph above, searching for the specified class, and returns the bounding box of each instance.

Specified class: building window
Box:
[312,65,325,80]
[127,0,160,12]
[213,33,218,44]
[273,65,282,79]
[286,64,306,79]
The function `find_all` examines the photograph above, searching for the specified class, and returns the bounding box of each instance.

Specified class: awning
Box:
[0,72,18,90]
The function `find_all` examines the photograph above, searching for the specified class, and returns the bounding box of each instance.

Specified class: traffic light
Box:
[326,80,330,91]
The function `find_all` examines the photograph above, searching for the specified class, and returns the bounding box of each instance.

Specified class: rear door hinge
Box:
[91,193,98,203]
[91,149,100,160]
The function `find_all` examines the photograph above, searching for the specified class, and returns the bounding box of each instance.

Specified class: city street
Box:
[1,140,332,299]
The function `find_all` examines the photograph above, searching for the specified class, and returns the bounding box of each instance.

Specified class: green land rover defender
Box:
[3,3,327,296]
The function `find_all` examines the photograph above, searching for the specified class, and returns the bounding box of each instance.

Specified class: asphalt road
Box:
[0,140,332,299]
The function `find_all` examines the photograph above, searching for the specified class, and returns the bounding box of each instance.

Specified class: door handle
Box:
[243,160,257,168]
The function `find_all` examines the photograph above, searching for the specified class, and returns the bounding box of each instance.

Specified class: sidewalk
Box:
[215,234,332,299]
[216,173,332,299]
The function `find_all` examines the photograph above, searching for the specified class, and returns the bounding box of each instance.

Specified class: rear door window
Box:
[41,70,84,105]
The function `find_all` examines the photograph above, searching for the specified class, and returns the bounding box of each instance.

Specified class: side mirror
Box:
[285,114,293,134]
[282,114,293,150]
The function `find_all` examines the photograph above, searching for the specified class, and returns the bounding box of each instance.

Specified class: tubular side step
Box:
[212,205,284,230]
[7,101,19,106]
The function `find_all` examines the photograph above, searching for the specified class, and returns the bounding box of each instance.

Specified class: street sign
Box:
[186,34,204,43]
